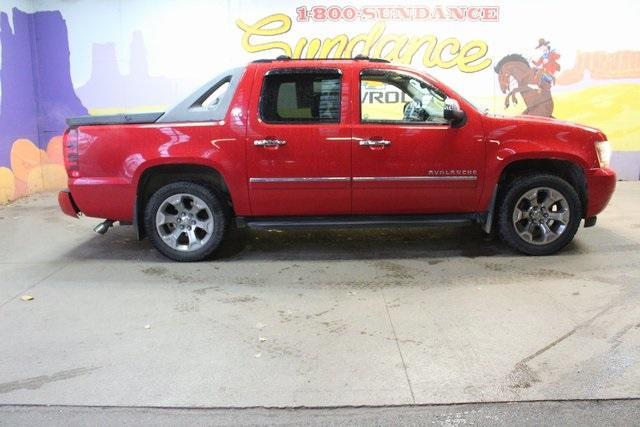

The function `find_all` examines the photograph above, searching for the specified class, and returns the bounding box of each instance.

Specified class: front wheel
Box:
[144,182,227,261]
[498,174,582,255]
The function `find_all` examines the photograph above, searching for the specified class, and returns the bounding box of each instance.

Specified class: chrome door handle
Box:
[359,139,391,146]
[254,139,287,147]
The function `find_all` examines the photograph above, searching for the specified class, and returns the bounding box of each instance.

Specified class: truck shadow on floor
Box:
[57,224,593,262]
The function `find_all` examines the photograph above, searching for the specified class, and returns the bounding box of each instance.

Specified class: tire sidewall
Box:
[499,174,582,256]
[144,182,226,261]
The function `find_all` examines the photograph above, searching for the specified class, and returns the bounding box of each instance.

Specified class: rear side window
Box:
[200,78,231,109]
[260,71,341,123]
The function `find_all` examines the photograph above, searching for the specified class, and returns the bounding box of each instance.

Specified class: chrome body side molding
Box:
[250,176,477,183]
[353,176,477,182]
[249,177,350,183]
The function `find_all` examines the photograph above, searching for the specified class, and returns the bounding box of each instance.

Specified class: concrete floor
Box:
[2,400,640,426]
[0,183,639,410]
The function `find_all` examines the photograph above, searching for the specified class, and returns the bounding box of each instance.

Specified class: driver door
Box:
[351,68,485,214]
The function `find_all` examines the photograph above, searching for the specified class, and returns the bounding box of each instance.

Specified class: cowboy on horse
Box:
[531,38,560,87]
[494,52,555,117]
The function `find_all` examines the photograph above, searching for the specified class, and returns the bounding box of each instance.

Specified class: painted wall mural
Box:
[0,6,87,202]
[0,0,639,203]
[75,31,177,113]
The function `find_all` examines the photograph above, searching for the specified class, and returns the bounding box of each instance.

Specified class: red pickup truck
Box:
[58,57,616,261]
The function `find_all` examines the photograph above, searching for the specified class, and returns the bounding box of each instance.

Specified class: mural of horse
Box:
[494,53,554,117]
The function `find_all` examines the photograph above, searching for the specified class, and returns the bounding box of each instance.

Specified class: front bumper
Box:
[58,189,80,218]
[585,167,616,217]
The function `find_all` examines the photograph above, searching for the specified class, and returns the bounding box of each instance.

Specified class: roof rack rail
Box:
[353,54,390,63]
[251,56,390,63]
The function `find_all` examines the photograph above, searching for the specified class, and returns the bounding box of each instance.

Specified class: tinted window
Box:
[260,72,341,123]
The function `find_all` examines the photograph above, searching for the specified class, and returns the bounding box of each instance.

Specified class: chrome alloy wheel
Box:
[512,187,571,246]
[155,193,214,252]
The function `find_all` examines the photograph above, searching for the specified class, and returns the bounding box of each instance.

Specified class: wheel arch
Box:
[134,162,233,240]
[484,158,588,233]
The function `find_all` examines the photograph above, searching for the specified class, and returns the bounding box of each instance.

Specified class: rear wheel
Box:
[498,174,582,255]
[144,181,226,261]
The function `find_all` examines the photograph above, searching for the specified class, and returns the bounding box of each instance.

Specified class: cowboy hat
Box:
[536,38,551,49]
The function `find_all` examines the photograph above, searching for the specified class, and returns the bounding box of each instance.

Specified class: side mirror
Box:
[443,98,467,128]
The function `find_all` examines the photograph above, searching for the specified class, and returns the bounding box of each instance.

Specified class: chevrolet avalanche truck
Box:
[58,57,616,261]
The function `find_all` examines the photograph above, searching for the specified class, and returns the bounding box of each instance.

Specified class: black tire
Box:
[498,174,582,255]
[144,181,227,261]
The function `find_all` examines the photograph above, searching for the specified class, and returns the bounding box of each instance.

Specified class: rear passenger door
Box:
[246,67,352,216]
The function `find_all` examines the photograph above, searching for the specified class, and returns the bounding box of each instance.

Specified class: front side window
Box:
[360,70,449,124]
[260,71,341,123]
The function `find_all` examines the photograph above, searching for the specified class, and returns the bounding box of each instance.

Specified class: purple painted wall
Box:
[31,8,87,148]
[0,9,39,167]
[0,7,87,168]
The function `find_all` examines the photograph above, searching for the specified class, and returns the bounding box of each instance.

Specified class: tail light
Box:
[63,129,79,177]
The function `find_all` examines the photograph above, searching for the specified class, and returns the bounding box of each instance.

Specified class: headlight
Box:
[595,140,611,168]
